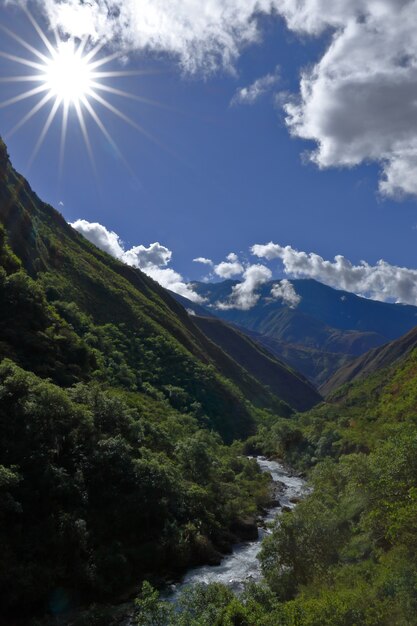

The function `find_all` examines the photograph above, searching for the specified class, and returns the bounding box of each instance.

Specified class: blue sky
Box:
[1,1,417,307]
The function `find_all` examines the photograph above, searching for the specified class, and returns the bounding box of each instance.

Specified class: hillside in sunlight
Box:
[103,314,417,626]
[321,324,417,396]
[0,136,322,621]
[236,325,417,625]
[148,321,417,625]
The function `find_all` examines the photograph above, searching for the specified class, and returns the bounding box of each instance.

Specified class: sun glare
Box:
[0,9,166,172]
[43,41,93,104]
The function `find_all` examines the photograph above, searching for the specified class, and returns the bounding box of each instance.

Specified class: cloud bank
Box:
[70,223,417,309]
[252,241,417,306]
[32,0,417,197]
[36,0,270,74]
[281,0,417,198]
[71,219,203,302]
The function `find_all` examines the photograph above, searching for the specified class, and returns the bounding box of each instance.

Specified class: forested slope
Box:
[321,325,417,396]
[192,315,321,411]
[161,330,417,626]
[158,329,417,624]
[0,137,312,621]
[0,137,301,440]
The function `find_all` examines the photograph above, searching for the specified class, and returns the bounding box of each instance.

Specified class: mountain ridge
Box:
[176,278,417,385]
[321,325,417,397]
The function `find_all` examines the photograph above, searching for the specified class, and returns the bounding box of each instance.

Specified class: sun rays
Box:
[0,9,167,174]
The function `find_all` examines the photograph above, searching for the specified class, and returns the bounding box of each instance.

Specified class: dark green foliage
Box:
[254,345,417,622]
[0,360,271,618]
[5,135,417,624]
[191,315,321,411]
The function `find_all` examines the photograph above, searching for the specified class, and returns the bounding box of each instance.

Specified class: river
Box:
[165,456,306,599]
[62,457,306,625]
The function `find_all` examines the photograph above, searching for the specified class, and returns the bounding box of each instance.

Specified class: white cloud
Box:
[193,256,214,266]
[34,0,417,195]
[71,219,124,258]
[270,279,301,308]
[36,0,273,74]
[214,252,244,279]
[122,242,171,269]
[231,68,280,105]
[216,263,272,310]
[143,265,204,301]
[280,0,417,197]
[71,219,204,302]
[252,241,417,306]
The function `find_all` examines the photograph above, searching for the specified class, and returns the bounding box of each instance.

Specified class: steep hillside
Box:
[239,328,354,387]
[191,315,321,411]
[321,325,417,396]
[224,306,385,355]
[0,137,302,619]
[0,138,303,441]
[187,279,417,385]
[137,323,417,625]
[213,321,417,625]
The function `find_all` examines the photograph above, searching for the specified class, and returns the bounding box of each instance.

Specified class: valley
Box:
[1,135,417,625]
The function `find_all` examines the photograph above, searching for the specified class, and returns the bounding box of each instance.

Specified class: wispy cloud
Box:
[231,68,280,105]
[270,279,301,308]
[193,256,213,266]
[71,219,204,302]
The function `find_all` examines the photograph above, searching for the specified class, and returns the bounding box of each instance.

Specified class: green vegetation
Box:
[0,138,299,621]
[3,132,417,625]
[0,358,271,619]
[133,342,417,624]
[192,315,321,412]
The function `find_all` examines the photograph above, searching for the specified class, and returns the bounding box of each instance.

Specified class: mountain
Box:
[321,325,417,397]
[172,291,322,408]
[190,315,321,411]
[233,326,355,387]
[185,279,417,385]
[0,137,302,440]
[0,137,324,618]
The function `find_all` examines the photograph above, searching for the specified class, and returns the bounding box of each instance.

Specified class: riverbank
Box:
[164,457,306,600]
[42,457,306,626]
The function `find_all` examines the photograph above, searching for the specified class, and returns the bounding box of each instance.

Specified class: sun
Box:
[0,8,166,172]
[42,40,93,105]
